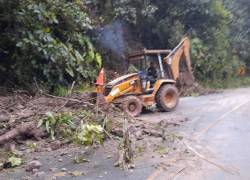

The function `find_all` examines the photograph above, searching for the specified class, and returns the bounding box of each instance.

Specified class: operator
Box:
[147,61,158,87]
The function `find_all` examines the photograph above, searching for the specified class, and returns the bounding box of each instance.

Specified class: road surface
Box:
[1,87,250,180]
[140,87,250,180]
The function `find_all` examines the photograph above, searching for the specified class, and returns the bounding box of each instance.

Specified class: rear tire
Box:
[122,96,142,117]
[156,84,179,112]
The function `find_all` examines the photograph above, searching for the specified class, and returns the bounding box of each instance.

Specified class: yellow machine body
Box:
[95,36,194,116]
[104,73,175,107]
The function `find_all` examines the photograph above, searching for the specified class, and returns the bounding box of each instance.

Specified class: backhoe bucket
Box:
[180,71,195,87]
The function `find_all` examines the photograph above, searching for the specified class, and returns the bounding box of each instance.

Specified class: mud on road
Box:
[0,90,194,180]
[0,117,193,180]
[1,87,250,180]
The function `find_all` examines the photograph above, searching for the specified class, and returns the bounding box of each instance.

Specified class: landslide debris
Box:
[0,90,126,167]
[0,88,190,173]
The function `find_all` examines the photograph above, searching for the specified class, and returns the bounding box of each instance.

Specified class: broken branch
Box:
[0,121,45,145]
[56,81,76,111]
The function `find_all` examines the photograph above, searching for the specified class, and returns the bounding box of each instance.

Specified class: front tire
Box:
[156,84,179,112]
[122,96,142,117]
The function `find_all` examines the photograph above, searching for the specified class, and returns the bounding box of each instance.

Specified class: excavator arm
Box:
[164,36,194,85]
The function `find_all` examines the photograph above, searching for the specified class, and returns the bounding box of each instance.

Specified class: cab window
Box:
[128,56,147,73]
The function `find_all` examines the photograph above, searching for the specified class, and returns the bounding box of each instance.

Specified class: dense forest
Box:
[0,0,249,90]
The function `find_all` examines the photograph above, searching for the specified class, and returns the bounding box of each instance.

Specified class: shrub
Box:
[0,0,102,88]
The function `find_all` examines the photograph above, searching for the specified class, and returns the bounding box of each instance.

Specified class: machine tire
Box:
[156,84,179,112]
[122,96,142,117]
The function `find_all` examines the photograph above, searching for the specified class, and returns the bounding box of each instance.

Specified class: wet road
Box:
[152,87,250,180]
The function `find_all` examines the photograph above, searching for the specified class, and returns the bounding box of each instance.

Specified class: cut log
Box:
[0,121,45,145]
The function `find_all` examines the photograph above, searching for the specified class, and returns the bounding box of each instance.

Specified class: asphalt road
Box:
[1,87,250,180]
[144,87,250,180]
[174,87,250,180]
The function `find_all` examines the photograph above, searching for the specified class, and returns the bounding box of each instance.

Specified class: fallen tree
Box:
[0,121,45,145]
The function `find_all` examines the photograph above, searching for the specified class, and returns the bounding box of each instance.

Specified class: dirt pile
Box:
[0,89,136,169]
[0,91,107,148]
[181,82,218,97]
[0,86,192,175]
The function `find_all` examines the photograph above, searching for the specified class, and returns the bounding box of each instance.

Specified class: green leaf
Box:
[37,119,44,128]
[95,53,102,68]
[42,27,51,33]
[16,42,23,47]
[8,157,22,167]
[51,130,55,141]
[70,170,84,177]
[45,120,50,133]
[87,49,95,61]
[66,66,74,77]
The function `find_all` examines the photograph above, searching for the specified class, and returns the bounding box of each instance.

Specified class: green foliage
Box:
[113,0,158,25]
[26,142,37,151]
[74,121,104,146]
[53,85,69,97]
[0,0,102,88]
[78,110,100,124]
[52,83,94,96]
[75,84,95,93]
[201,77,250,89]
[38,112,75,140]
[191,37,209,80]
[94,0,248,83]
[7,157,22,168]
[38,110,105,146]
[191,36,237,81]
[73,155,90,164]
[223,0,250,69]
[1,0,249,88]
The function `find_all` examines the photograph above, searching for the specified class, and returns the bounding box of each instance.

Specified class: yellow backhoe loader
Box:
[95,36,194,117]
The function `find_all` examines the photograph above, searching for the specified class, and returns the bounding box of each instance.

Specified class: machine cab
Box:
[127,49,172,92]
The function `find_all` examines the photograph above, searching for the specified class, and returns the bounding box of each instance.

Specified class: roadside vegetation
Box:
[0,0,102,90]
[0,0,249,91]
[201,77,250,90]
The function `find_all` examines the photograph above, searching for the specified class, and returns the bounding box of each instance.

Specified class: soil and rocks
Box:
[0,110,192,179]
[181,82,218,97]
[0,87,209,179]
[0,90,102,162]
